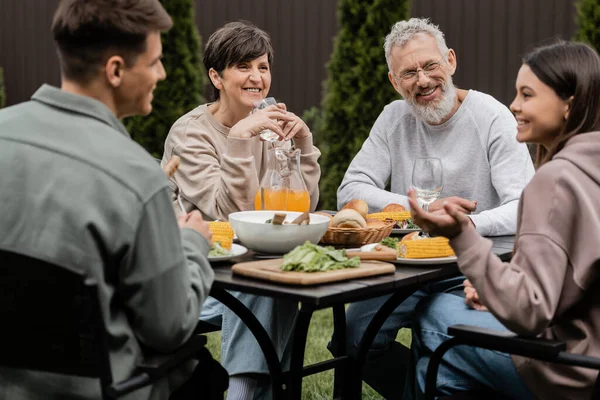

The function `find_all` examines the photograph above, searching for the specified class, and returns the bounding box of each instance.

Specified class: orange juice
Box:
[254,188,310,212]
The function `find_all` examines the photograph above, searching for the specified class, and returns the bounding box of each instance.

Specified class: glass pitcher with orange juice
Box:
[254,147,310,212]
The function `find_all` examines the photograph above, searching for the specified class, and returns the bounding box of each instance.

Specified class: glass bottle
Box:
[254,147,310,212]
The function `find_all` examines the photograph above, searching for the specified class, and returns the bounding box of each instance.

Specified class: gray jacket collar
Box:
[31,84,130,138]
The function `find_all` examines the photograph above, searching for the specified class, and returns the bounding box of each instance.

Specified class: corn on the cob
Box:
[367,211,412,222]
[398,237,455,259]
[209,221,234,250]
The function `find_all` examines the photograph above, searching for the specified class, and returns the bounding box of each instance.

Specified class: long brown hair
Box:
[523,41,600,166]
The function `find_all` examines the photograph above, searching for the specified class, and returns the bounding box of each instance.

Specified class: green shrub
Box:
[0,67,6,109]
[125,0,205,157]
[575,0,600,50]
[315,0,409,210]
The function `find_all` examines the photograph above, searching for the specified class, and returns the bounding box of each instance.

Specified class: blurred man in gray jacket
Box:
[0,1,224,398]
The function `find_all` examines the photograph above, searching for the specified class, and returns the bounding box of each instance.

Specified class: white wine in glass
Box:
[412,157,443,237]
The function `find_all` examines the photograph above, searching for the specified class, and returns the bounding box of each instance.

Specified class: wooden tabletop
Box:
[210,235,515,308]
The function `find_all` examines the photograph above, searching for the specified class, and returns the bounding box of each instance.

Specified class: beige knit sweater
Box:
[161,104,321,221]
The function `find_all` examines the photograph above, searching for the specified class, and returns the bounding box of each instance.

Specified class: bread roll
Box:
[366,218,386,228]
[401,231,421,241]
[331,209,367,228]
[382,203,406,212]
[314,211,334,220]
[341,199,369,219]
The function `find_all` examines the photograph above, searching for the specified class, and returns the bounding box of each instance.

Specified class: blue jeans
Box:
[329,277,466,399]
[343,276,466,357]
[409,293,535,399]
[200,292,298,376]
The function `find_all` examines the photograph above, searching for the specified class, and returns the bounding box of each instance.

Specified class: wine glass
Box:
[411,157,443,237]
[253,97,282,145]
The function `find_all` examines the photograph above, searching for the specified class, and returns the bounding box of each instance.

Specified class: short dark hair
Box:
[524,41,600,166]
[52,0,173,83]
[203,21,274,101]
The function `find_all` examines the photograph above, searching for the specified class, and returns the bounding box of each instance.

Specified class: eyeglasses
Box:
[393,54,447,83]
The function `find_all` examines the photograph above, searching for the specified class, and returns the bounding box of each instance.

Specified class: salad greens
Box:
[281,241,360,272]
[209,242,230,257]
[398,218,420,230]
[380,237,399,250]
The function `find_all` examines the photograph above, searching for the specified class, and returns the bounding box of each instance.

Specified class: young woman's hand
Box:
[463,279,488,311]
[408,189,472,238]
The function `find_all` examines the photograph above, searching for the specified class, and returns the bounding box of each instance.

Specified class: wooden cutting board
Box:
[231,259,395,285]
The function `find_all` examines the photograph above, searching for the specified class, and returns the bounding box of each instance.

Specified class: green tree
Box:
[125,0,205,157]
[0,67,6,109]
[314,0,409,210]
[575,0,600,51]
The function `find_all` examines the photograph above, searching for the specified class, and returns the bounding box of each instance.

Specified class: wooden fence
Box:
[0,0,578,112]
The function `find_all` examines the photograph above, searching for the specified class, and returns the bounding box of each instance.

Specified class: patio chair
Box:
[0,248,225,399]
[424,324,600,399]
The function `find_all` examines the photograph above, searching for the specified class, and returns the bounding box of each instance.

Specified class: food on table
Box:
[280,241,360,272]
[382,203,406,212]
[290,211,310,225]
[365,218,387,228]
[398,236,455,259]
[265,212,310,225]
[269,213,287,225]
[367,211,412,225]
[373,237,399,253]
[314,211,334,220]
[314,212,334,227]
[401,231,423,241]
[331,209,367,228]
[380,236,399,250]
[341,199,369,219]
[209,242,231,257]
[208,221,235,250]
[162,155,181,178]
[397,218,420,230]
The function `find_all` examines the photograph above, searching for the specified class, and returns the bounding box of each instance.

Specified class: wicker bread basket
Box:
[319,221,394,246]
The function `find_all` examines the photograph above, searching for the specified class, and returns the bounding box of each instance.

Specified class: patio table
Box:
[208,235,515,399]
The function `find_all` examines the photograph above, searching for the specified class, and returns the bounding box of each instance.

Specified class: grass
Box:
[205,308,412,399]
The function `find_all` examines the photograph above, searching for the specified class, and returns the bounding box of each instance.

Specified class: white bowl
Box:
[228,210,331,254]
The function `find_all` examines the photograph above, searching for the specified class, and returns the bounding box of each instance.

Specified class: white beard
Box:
[403,78,458,125]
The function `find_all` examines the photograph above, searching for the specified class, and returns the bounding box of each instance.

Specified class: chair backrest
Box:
[0,249,113,384]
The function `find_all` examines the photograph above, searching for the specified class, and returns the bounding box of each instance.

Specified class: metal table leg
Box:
[287,303,315,400]
[210,287,286,399]
[352,286,418,396]
[331,304,350,399]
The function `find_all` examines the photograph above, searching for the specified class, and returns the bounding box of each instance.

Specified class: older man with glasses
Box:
[332,18,535,399]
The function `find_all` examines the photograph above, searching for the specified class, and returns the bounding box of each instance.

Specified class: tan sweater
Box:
[450,132,600,399]
[162,104,321,221]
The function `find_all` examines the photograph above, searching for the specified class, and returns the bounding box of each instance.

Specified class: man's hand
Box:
[464,279,488,311]
[177,211,213,246]
[408,189,472,238]
[429,196,477,214]
[162,155,181,178]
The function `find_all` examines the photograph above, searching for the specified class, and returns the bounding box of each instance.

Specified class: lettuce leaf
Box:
[281,241,360,272]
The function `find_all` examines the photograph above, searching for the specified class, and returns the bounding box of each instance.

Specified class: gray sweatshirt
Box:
[337,90,535,236]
